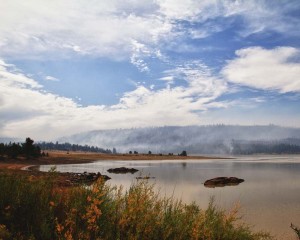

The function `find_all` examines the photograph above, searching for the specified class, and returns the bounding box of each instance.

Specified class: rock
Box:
[107,167,139,174]
[136,176,155,180]
[100,175,111,181]
[67,172,111,185]
[204,177,244,188]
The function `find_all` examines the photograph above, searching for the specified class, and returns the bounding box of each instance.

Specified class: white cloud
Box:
[45,76,59,82]
[222,47,300,93]
[0,62,42,89]
[0,0,172,62]
[231,1,300,37]
[157,0,300,37]
[157,0,219,21]
[1,0,298,63]
[0,59,228,140]
[130,40,151,72]
[1,1,300,139]
[159,76,174,81]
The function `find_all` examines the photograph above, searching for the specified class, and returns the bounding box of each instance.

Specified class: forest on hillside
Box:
[37,141,114,154]
[0,138,41,159]
[59,125,300,154]
[0,138,115,159]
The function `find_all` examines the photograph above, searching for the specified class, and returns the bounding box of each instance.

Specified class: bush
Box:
[0,173,272,240]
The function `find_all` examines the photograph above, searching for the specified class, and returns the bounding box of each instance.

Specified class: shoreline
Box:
[0,151,228,187]
[0,150,228,171]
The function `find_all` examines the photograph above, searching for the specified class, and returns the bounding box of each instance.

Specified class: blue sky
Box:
[1,0,300,140]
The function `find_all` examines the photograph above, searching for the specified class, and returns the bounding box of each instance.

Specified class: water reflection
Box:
[40,155,300,238]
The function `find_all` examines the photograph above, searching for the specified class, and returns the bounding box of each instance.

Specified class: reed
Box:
[0,173,272,240]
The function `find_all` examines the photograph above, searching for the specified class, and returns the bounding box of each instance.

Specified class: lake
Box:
[40,155,300,239]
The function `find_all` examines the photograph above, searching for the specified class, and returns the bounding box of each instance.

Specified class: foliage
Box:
[0,173,58,239]
[0,173,273,240]
[179,150,187,156]
[231,140,300,154]
[0,138,41,159]
[37,141,112,154]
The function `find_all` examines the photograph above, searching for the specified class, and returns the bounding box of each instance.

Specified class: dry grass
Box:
[46,150,220,161]
[0,173,272,240]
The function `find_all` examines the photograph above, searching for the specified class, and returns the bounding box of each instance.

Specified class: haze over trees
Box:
[59,125,300,154]
[231,139,300,154]
[37,141,113,154]
[2,125,300,156]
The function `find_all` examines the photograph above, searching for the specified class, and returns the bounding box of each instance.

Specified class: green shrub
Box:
[0,173,272,240]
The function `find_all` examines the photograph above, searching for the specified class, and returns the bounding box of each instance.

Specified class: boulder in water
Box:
[107,167,138,174]
[204,177,244,188]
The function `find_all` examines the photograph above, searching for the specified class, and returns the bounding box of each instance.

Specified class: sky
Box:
[1,0,300,140]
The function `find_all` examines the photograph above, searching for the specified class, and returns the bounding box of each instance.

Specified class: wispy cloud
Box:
[1,1,300,139]
[1,1,299,61]
[0,62,42,89]
[130,40,151,72]
[159,76,174,82]
[0,1,172,62]
[157,0,300,37]
[232,1,300,37]
[0,59,229,140]
[45,75,59,82]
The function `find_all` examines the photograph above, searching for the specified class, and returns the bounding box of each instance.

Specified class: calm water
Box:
[40,155,300,239]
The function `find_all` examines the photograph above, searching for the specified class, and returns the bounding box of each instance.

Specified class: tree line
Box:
[0,138,41,159]
[231,140,300,154]
[0,138,115,160]
[37,141,113,154]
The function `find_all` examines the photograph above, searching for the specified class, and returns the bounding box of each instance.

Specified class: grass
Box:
[0,172,272,240]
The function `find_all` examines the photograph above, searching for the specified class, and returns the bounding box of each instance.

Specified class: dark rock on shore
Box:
[204,177,244,188]
[107,167,139,174]
[21,165,111,186]
[67,172,111,185]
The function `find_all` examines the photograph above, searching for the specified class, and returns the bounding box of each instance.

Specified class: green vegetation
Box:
[37,141,113,154]
[0,173,272,240]
[179,150,187,156]
[231,139,300,154]
[0,138,41,159]
[0,138,114,159]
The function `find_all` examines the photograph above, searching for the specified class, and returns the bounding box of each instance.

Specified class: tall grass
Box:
[0,172,272,240]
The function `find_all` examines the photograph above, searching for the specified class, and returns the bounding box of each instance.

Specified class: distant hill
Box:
[58,125,300,154]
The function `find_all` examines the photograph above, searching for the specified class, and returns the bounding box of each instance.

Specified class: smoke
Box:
[59,125,300,154]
